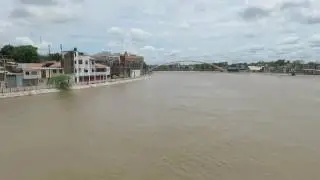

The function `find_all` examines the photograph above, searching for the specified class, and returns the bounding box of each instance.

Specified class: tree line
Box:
[154,63,218,71]
[0,44,62,63]
[152,59,319,71]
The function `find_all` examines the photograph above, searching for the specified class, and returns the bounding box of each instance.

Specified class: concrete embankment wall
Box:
[0,77,149,99]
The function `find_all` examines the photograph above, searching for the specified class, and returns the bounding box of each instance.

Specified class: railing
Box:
[0,84,55,94]
[1,76,145,95]
[75,80,110,86]
[74,77,140,86]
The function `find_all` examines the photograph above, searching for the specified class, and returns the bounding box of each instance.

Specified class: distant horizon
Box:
[2,43,320,65]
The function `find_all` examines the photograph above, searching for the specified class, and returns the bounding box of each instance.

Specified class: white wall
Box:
[74,55,94,83]
[130,70,141,78]
[23,70,41,79]
[74,55,93,76]
[74,54,110,83]
[103,66,110,76]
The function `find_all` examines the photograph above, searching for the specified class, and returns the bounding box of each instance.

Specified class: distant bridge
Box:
[148,60,226,72]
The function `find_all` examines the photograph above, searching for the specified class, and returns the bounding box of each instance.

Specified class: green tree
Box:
[194,64,201,70]
[48,74,72,90]
[275,59,286,67]
[50,53,62,61]
[157,65,169,71]
[12,45,39,63]
[0,44,15,56]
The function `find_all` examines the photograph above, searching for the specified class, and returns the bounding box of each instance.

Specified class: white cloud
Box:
[140,45,165,52]
[164,49,181,58]
[9,0,83,25]
[107,27,124,36]
[278,35,300,45]
[157,48,165,51]
[107,41,122,47]
[309,33,320,48]
[129,28,152,41]
[14,36,52,54]
[140,45,156,51]
[15,37,34,45]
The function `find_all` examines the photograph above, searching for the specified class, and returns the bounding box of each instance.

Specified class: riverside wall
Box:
[0,76,149,99]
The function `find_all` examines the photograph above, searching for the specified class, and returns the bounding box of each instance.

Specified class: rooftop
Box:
[18,62,62,70]
[18,63,43,70]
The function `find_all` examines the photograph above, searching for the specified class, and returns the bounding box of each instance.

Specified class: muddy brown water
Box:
[1,72,320,180]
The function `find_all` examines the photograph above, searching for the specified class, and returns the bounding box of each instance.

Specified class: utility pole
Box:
[48,44,51,56]
[4,58,6,88]
[60,44,63,62]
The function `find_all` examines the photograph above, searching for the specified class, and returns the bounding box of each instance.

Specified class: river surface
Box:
[1,72,320,180]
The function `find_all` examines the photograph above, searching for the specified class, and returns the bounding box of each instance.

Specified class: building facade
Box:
[17,62,64,86]
[62,48,110,84]
[94,51,144,78]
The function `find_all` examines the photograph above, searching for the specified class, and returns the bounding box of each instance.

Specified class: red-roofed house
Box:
[16,61,64,86]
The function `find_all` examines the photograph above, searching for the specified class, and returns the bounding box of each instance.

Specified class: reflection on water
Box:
[1,72,320,180]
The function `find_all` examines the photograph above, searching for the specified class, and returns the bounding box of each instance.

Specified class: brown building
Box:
[61,49,76,74]
[94,51,145,78]
[119,52,144,77]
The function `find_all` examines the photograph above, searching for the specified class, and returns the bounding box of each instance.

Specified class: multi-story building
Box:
[119,52,144,78]
[62,48,110,84]
[93,52,120,77]
[94,51,145,78]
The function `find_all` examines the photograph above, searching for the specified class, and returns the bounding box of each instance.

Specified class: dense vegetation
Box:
[153,63,223,71]
[47,74,72,90]
[152,59,319,71]
[0,44,61,63]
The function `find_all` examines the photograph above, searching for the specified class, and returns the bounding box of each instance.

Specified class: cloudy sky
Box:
[1,0,320,64]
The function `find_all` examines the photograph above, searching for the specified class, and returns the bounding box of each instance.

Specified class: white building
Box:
[15,62,64,87]
[17,63,42,86]
[73,51,110,84]
[248,66,264,72]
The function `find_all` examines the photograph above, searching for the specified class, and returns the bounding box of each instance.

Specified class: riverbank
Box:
[0,76,149,99]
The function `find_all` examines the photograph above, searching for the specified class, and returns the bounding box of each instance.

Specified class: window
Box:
[59,69,63,73]
[91,60,95,65]
[84,69,88,73]
[31,71,37,75]
[74,60,77,64]
[96,68,106,72]
[92,69,95,72]
[85,61,88,65]
[25,71,29,75]
[53,69,57,73]
[79,59,83,64]
[74,69,77,73]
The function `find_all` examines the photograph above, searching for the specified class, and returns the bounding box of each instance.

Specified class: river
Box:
[1,72,320,180]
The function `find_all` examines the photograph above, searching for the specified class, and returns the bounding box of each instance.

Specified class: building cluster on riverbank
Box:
[152,60,320,75]
[225,61,320,75]
[0,48,147,91]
